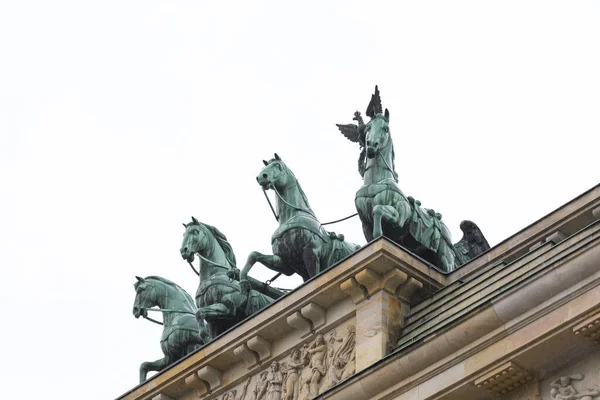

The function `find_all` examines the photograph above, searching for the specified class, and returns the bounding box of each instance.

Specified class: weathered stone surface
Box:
[118,185,600,400]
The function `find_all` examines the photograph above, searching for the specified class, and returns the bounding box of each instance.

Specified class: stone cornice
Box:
[117,238,438,400]
[117,185,600,400]
[449,184,600,283]
[319,226,600,399]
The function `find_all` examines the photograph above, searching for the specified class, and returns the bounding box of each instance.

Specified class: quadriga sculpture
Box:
[238,154,359,283]
[180,217,283,338]
[337,86,489,272]
[132,276,208,383]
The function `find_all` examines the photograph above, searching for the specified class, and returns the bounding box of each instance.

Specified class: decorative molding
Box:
[184,373,209,397]
[196,365,222,393]
[546,231,566,245]
[300,302,326,331]
[247,335,272,363]
[342,267,423,304]
[592,206,600,219]
[151,394,174,400]
[286,310,312,337]
[355,268,381,296]
[573,312,600,343]
[383,269,409,295]
[474,362,533,396]
[234,343,259,368]
[396,277,423,302]
[530,230,566,252]
[529,240,545,252]
[340,277,367,304]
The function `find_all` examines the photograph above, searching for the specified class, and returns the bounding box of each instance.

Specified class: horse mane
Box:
[200,223,237,268]
[270,159,316,216]
[142,276,195,308]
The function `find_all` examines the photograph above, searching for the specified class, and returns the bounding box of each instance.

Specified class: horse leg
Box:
[303,237,322,277]
[139,357,169,384]
[372,204,400,238]
[197,303,231,321]
[241,251,285,282]
[197,303,234,338]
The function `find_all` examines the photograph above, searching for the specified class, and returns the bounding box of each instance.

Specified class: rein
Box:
[187,252,233,277]
[141,307,196,326]
[263,185,358,226]
[373,135,398,181]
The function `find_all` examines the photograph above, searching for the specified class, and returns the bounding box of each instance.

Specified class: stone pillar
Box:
[341,268,423,372]
[355,290,406,370]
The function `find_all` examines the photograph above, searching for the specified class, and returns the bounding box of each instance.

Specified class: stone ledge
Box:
[117,238,438,400]
[473,362,533,396]
[398,224,600,347]
[573,311,600,343]
[322,250,600,400]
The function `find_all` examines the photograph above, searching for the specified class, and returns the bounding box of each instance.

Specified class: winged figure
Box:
[336,111,367,176]
[453,220,490,265]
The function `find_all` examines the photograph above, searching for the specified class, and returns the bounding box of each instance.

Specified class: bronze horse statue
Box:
[132,275,208,383]
[180,218,284,338]
[238,154,359,284]
[337,86,489,272]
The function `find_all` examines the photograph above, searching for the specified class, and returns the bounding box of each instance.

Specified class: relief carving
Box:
[252,371,269,400]
[217,322,356,400]
[283,324,356,400]
[550,374,600,400]
[222,377,251,400]
[281,348,307,400]
[266,361,284,400]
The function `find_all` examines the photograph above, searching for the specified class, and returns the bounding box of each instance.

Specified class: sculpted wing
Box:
[366,85,383,118]
[336,123,361,143]
[453,220,490,266]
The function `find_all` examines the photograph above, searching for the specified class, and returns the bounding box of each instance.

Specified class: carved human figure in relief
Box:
[306,334,328,397]
[332,325,356,380]
[266,361,284,400]
[223,377,251,400]
[282,349,307,400]
[550,374,600,400]
[319,325,356,394]
[253,371,269,400]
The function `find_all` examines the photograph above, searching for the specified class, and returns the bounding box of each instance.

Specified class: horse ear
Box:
[384,108,390,122]
[135,276,145,283]
[263,160,269,166]
[274,153,281,160]
[182,223,187,229]
[191,216,199,224]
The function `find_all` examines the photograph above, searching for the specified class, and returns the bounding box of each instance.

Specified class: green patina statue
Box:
[180,217,284,339]
[132,275,209,383]
[236,154,360,283]
[337,86,490,272]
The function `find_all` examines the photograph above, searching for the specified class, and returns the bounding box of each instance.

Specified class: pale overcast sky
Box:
[1,1,599,399]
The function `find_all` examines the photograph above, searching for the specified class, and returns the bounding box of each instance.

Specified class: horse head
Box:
[257,153,291,192]
[365,110,391,159]
[180,217,209,262]
[132,276,158,319]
